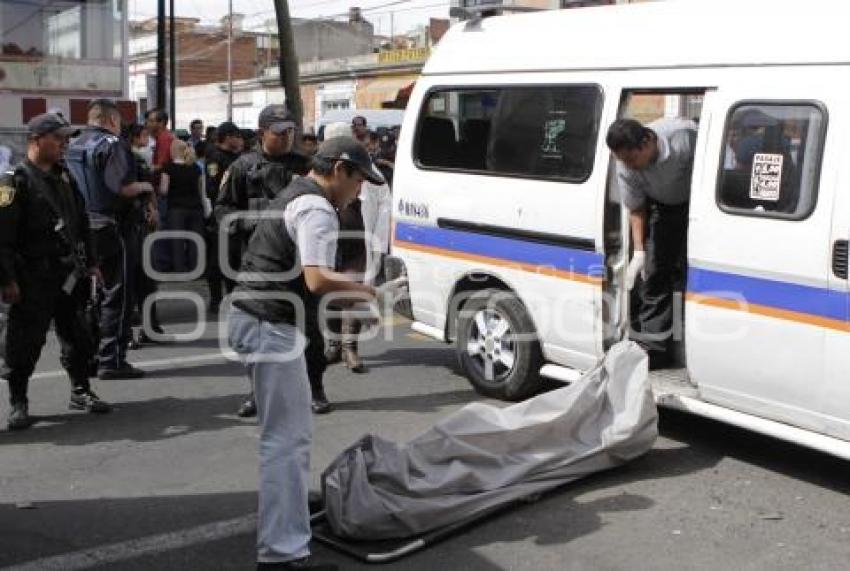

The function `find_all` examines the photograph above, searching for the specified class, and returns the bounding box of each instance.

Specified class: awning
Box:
[357,76,417,110]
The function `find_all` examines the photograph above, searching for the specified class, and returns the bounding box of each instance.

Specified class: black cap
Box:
[217,120,241,139]
[316,136,385,185]
[258,104,296,134]
[27,113,78,137]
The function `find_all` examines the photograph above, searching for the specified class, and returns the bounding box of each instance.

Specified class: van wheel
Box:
[455,290,543,401]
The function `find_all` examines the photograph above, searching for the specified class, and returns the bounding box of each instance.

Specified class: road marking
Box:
[9,315,412,383]
[1,514,256,571]
[28,351,238,382]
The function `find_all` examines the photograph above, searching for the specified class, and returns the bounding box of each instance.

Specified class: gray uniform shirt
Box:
[284,194,338,268]
[617,118,698,210]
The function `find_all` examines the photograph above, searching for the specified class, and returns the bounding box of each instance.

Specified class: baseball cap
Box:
[28,113,78,137]
[258,104,296,134]
[316,136,385,185]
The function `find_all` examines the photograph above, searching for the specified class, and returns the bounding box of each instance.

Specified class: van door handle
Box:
[833,240,848,279]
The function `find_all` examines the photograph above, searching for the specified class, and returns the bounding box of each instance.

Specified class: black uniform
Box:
[125,149,160,335]
[203,145,239,306]
[214,149,310,272]
[0,161,97,405]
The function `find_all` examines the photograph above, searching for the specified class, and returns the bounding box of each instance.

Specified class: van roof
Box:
[424,0,849,76]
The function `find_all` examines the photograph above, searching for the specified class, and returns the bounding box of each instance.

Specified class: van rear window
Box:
[717,102,826,220]
[414,85,603,183]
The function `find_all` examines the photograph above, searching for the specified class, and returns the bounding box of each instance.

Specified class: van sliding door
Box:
[686,87,839,435]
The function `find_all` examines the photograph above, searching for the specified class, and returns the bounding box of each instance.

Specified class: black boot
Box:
[69,387,112,413]
[237,393,257,417]
[324,339,342,365]
[311,386,332,415]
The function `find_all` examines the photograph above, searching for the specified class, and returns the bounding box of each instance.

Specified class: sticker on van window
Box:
[541,119,566,155]
[750,153,783,202]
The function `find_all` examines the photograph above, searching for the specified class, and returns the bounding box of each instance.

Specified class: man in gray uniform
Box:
[607,117,697,368]
[227,136,404,570]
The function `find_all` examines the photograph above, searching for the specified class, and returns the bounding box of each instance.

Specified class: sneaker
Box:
[257,557,338,570]
[98,364,145,380]
[7,402,32,430]
[69,389,112,413]
[236,396,257,418]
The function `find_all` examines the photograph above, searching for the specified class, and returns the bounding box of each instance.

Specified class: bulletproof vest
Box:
[232,177,329,328]
[241,151,307,214]
[66,128,120,220]
[12,164,82,268]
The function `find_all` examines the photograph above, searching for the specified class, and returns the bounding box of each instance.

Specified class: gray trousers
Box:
[227,307,312,563]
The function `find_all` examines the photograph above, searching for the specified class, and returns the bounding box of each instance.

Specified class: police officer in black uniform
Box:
[67,99,154,380]
[0,113,111,430]
[204,121,243,310]
[214,104,315,417]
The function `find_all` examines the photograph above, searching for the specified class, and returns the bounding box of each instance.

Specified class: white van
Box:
[389,0,850,460]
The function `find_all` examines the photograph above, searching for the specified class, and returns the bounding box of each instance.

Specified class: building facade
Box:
[0,0,131,164]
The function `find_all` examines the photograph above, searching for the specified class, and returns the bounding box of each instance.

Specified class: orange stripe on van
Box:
[393,239,604,286]
[686,293,850,333]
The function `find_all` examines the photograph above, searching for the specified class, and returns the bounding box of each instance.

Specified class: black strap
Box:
[17,163,84,269]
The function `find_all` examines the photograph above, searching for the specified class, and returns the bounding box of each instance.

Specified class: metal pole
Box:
[156,0,166,109]
[273,0,304,131]
[169,0,176,129]
[227,0,233,121]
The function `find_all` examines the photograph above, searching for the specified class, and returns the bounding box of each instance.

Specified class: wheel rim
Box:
[465,308,516,383]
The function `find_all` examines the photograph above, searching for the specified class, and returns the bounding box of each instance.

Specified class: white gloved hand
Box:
[374,276,409,308]
[626,251,646,290]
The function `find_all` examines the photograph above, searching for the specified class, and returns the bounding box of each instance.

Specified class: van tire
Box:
[455,289,543,401]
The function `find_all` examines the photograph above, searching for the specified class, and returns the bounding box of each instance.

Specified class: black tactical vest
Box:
[232,177,331,329]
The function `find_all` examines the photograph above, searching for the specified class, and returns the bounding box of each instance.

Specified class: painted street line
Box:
[1,514,256,571]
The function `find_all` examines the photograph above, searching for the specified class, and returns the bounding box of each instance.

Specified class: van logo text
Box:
[398,200,430,219]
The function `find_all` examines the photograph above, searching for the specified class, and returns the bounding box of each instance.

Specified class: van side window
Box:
[415,85,603,182]
[717,102,826,220]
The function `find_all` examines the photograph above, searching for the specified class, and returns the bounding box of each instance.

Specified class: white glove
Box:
[349,276,409,326]
[626,251,646,290]
[374,276,409,308]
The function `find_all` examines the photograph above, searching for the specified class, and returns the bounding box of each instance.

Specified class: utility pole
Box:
[273,0,304,131]
[156,0,166,109]
[169,0,176,129]
[227,0,233,121]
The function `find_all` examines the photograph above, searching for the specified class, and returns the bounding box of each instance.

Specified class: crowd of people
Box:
[0,99,405,570]
[0,102,399,429]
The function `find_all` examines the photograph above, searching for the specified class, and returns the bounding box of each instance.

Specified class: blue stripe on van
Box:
[394,221,604,279]
[688,266,847,322]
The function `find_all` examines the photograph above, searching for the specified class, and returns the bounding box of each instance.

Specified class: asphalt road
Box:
[1,299,848,570]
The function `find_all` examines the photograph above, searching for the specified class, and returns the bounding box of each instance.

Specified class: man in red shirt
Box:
[145,109,175,173]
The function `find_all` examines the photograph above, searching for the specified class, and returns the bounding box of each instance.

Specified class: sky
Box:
[129,0,453,38]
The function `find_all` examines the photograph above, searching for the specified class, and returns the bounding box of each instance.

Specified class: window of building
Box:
[1,1,123,61]
[1,1,124,94]
[415,85,602,182]
[717,102,826,220]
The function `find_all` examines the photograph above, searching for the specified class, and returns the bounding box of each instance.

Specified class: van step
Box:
[650,368,699,398]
